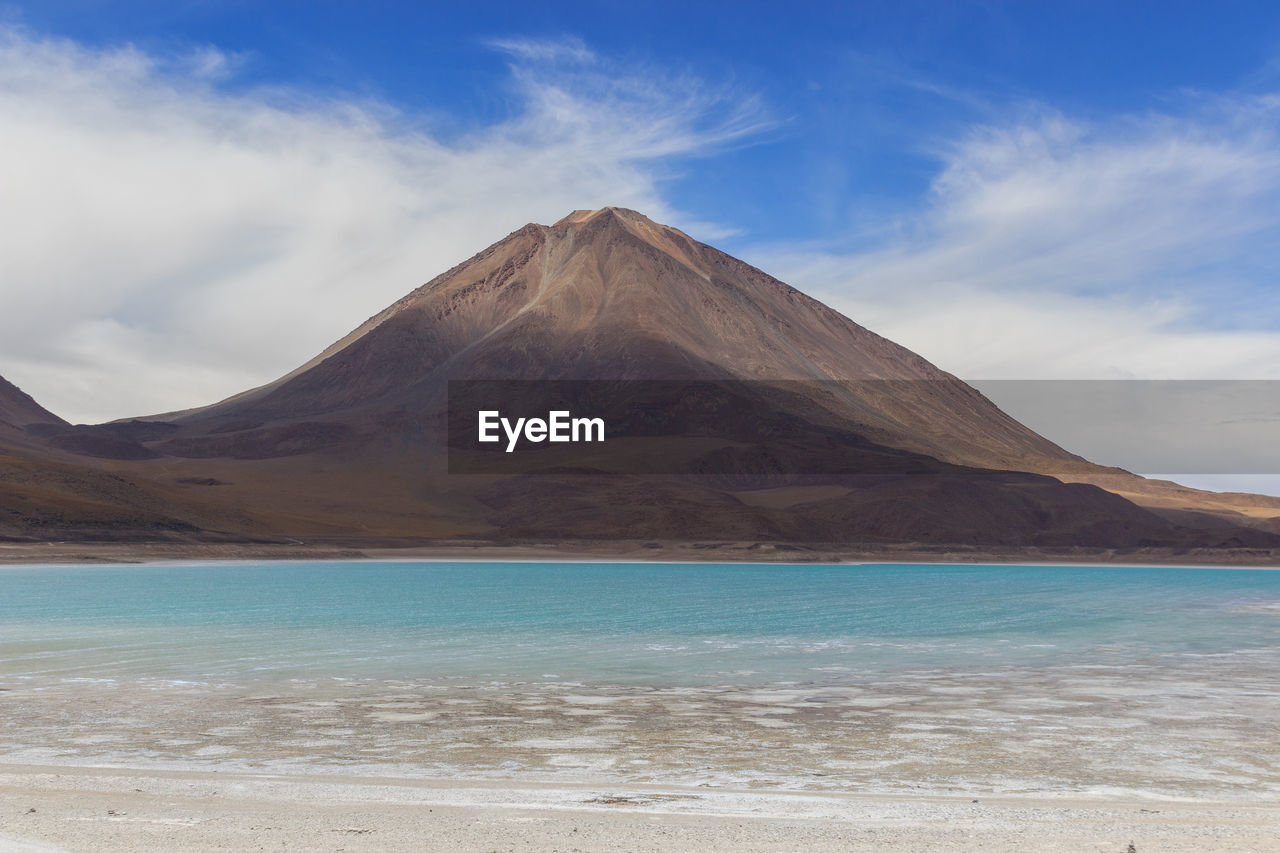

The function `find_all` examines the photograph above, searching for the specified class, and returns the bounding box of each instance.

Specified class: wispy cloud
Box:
[0,29,769,422]
[487,34,596,64]
[763,97,1280,380]
[5,21,1277,430]
[181,44,247,80]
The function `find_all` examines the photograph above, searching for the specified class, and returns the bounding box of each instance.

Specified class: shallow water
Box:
[3,560,1280,683]
[2,561,1279,797]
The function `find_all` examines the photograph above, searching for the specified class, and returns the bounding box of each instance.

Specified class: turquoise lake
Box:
[4,560,1280,686]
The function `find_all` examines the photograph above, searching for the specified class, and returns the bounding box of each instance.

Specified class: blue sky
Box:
[16,0,1280,244]
[2,1,1280,494]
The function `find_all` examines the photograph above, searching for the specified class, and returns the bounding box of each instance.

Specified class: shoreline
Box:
[5,567,1280,850]
[5,762,1280,852]
[6,554,1280,850]
[7,664,1278,809]
[2,539,1278,568]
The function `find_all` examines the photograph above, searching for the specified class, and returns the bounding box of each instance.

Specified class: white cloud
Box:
[487,35,596,64]
[6,21,1280,436]
[0,29,767,423]
[762,101,1280,381]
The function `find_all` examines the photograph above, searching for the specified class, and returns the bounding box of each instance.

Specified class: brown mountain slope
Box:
[7,207,1279,552]
[0,374,65,449]
[0,376,280,542]
[1041,465,1280,534]
[0,375,63,428]
[160,208,1079,470]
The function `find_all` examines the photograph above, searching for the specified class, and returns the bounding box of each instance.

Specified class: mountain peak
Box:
[553,206,653,228]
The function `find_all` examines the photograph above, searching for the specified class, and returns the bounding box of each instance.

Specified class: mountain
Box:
[0,374,64,439]
[3,207,1278,554]
[156,207,1079,471]
[0,377,262,542]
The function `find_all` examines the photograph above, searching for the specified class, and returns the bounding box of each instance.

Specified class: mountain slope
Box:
[159,208,1081,472]
[6,207,1278,551]
[0,374,65,440]
[0,375,280,542]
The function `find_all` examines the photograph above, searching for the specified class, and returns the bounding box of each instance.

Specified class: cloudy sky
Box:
[3,1,1280,488]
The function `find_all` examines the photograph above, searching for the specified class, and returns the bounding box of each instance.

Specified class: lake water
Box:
[4,560,1280,683]
[3,560,1280,797]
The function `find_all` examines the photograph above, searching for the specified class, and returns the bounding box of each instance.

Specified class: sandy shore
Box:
[4,763,1280,852]
[3,668,1279,851]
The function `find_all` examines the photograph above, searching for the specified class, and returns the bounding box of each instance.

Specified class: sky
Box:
[2,1,1280,488]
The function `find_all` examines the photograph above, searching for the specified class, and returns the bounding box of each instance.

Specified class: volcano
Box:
[3,207,1278,556]
[153,207,1080,470]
